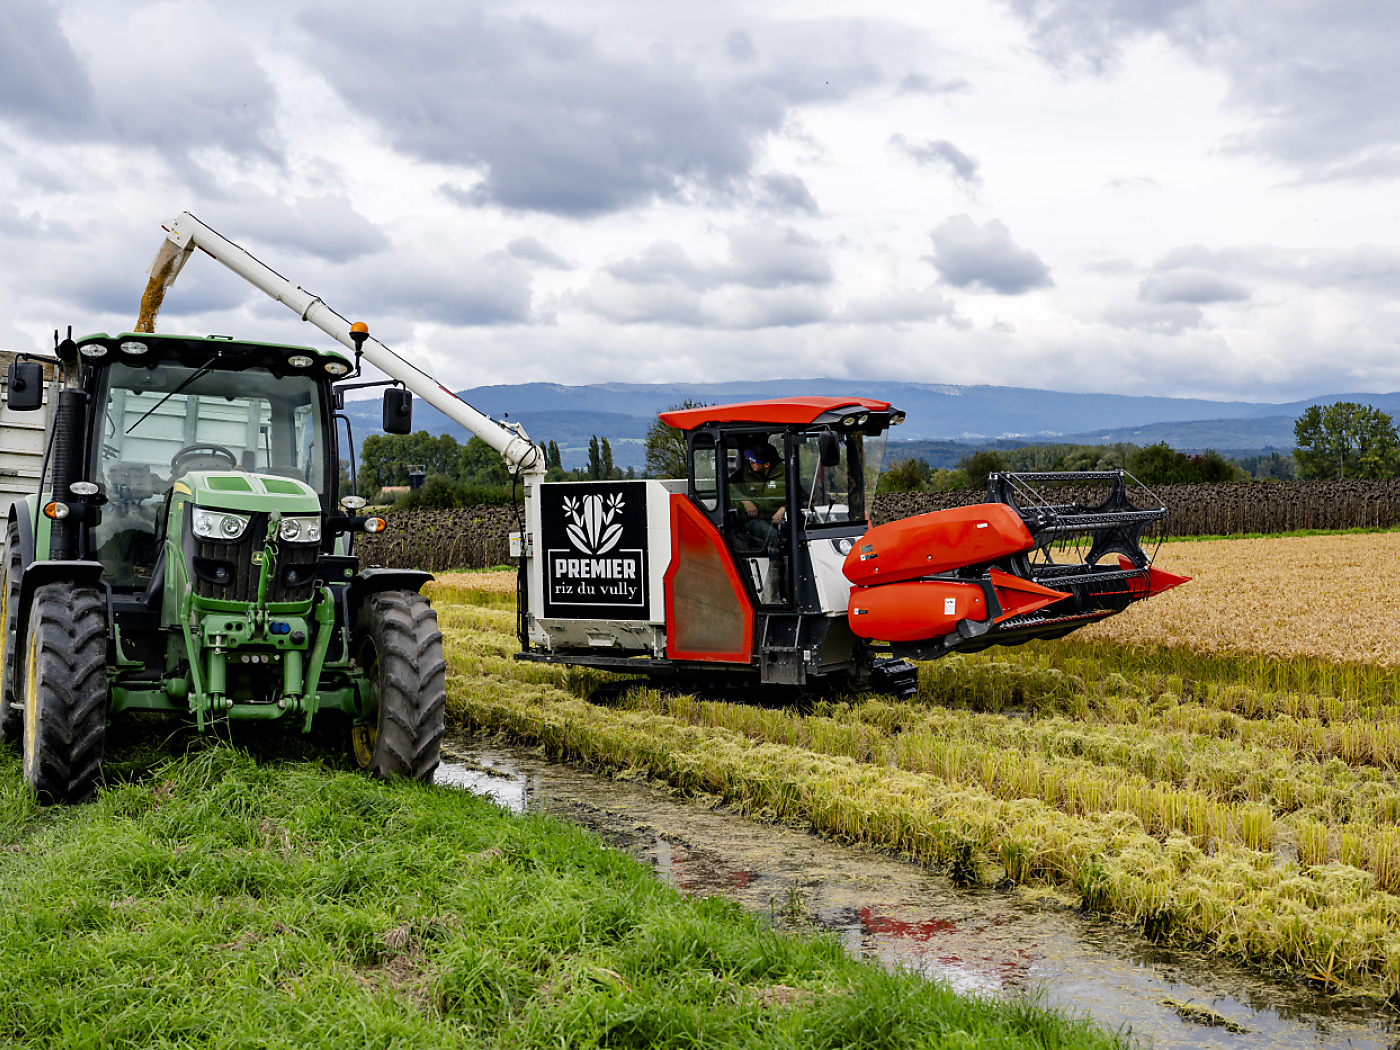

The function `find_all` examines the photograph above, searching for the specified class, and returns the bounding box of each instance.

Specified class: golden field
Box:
[1080,532,1400,664]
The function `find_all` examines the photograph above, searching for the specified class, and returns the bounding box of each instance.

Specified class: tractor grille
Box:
[194,512,320,604]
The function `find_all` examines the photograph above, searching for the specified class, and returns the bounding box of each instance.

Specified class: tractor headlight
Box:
[279,515,322,543]
[192,507,251,541]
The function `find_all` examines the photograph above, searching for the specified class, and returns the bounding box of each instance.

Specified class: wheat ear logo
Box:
[562,493,625,555]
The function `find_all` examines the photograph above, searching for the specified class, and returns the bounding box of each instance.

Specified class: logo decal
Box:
[562,493,625,555]
[540,482,649,621]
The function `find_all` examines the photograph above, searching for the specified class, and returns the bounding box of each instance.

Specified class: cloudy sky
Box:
[3,0,1398,403]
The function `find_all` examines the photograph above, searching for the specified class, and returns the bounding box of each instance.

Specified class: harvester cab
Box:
[0,330,446,803]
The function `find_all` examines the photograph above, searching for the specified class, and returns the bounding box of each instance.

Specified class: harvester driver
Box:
[731,441,786,552]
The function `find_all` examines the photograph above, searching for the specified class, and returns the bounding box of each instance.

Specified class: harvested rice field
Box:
[427,530,1400,1000]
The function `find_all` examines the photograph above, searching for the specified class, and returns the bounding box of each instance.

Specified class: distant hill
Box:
[341,380,1400,472]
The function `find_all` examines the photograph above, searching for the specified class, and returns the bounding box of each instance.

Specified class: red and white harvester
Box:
[144,215,1188,698]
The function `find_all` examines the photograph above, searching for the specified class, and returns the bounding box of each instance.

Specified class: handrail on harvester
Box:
[144,212,546,476]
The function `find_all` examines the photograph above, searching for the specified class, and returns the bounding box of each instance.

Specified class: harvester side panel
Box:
[663,494,753,663]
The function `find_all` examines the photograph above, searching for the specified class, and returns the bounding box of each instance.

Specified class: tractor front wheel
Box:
[0,519,22,741]
[22,583,108,804]
[350,590,445,783]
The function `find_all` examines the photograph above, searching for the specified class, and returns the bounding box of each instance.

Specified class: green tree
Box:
[601,437,615,479]
[879,457,931,493]
[645,400,705,479]
[957,450,1006,490]
[546,440,561,470]
[587,435,602,480]
[1294,402,1400,479]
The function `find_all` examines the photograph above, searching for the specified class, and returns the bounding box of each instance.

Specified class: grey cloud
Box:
[722,228,832,288]
[1152,242,1400,296]
[1001,0,1400,182]
[896,73,971,95]
[890,134,981,186]
[726,30,758,63]
[756,173,819,215]
[346,253,534,327]
[502,237,575,270]
[0,0,97,133]
[1104,301,1205,334]
[841,286,958,324]
[606,227,832,292]
[607,241,713,290]
[193,188,388,262]
[1138,269,1249,304]
[0,1,281,168]
[927,215,1053,294]
[579,227,834,327]
[998,0,1205,75]
[302,6,882,216]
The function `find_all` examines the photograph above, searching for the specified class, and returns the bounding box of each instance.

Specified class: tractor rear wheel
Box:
[0,519,22,741]
[349,590,445,783]
[22,583,108,804]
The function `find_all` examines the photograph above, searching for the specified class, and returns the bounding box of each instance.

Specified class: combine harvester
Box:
[0,213,1185,802]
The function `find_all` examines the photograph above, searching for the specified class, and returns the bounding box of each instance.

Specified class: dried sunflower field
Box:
[429,529,1400,999]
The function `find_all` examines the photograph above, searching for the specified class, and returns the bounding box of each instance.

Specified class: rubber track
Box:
[26,584,107,804]
[360,591,446,782]
[0,519,23,740]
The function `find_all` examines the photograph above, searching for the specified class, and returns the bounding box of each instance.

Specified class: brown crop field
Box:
[428,530,1400,998]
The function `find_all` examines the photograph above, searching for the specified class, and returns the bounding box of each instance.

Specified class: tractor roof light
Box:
[889,411,906,426]
[78,343,109,360]
[287,354,314,369]
[841,415,858,427]
[69,481,99,497]
[324,360,350,377]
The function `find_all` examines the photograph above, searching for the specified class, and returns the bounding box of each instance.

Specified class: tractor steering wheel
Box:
[170,443,238,476]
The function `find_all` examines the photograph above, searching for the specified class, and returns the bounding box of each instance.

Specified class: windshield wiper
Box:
[126,356,218,435]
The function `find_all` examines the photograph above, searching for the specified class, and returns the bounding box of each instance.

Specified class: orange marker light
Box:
[364,517,387,534]
[43,501,70,520]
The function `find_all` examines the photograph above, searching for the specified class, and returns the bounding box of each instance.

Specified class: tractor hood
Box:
[173,471,321,514]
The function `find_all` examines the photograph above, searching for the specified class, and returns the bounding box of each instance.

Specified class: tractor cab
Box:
[79,334,345,591]
[659,396,902,613]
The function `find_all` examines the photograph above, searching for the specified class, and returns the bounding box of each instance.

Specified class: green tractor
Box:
[0,331,445,802]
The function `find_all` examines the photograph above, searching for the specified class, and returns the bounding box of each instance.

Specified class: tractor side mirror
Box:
[382,388,412,434]
[818,431,841,467]
[6,361,44,412]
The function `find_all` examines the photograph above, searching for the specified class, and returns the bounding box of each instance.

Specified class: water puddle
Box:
[438,737,1396,1049]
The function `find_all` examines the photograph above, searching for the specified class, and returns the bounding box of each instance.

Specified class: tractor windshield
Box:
[91,361,329,588]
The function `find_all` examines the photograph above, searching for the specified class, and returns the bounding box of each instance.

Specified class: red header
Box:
[658,396,892,431]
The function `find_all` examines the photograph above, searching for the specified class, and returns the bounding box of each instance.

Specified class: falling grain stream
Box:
[439,736,1396,1049]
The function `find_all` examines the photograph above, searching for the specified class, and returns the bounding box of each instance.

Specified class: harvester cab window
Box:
[794,430,878,527]
[91,362,327,589]
[691,437,718,512]
[724,431,791,607]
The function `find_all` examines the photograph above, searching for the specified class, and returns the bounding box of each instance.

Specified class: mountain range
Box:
[341,380,1400,472]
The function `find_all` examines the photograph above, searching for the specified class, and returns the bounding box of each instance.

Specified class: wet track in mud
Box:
[438,737,1399,1050]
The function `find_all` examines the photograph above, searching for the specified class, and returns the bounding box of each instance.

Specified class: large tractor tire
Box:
[0,519,22,741]
[350,590,445,783]
[22,583,108,804]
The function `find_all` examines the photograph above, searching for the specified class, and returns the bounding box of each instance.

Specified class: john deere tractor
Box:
[0,330,444,802]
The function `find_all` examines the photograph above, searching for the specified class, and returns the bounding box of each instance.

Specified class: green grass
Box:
[0,740,1127,1050]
